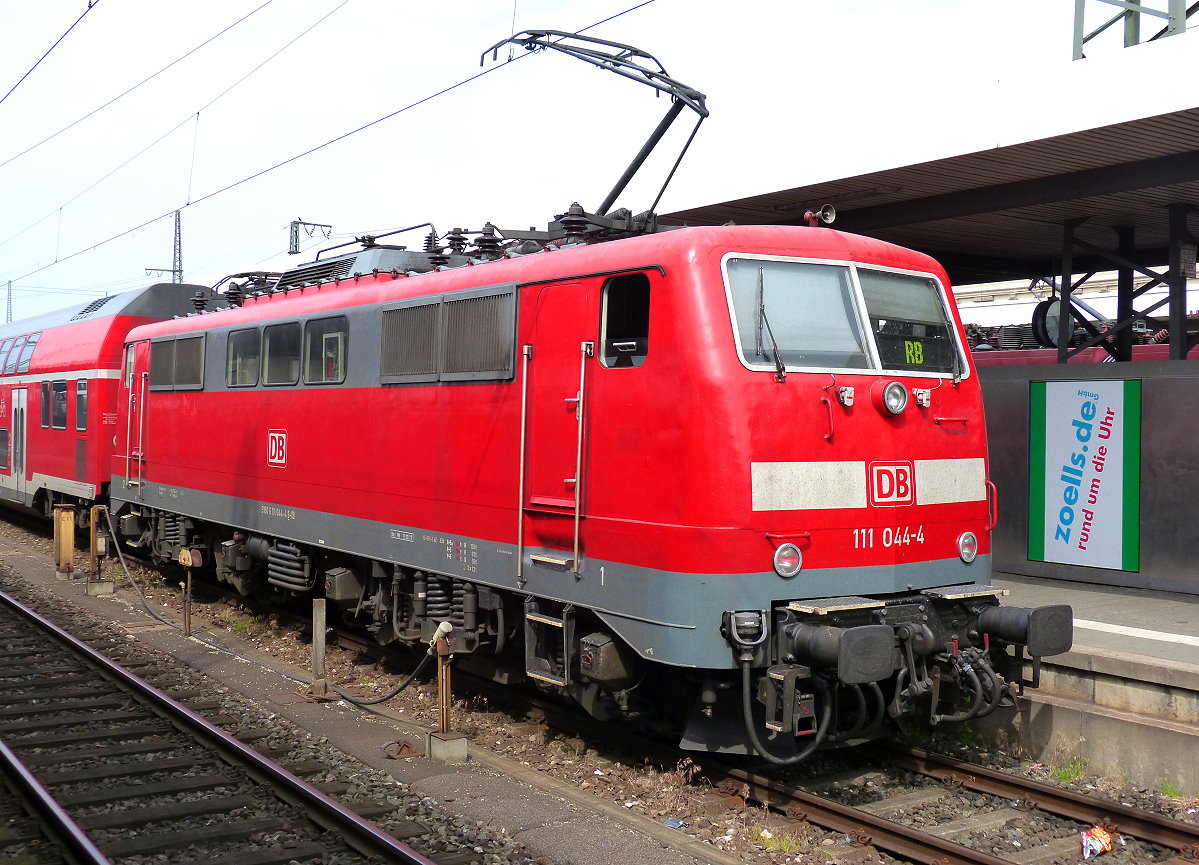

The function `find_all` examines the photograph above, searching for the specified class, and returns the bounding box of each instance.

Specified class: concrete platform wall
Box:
[980,360,1199,595]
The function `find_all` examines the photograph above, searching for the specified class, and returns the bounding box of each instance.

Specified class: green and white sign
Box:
[1028,379,1141,571]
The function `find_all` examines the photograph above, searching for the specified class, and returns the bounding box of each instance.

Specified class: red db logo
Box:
[869,461,914,506]
[267,430,287,467]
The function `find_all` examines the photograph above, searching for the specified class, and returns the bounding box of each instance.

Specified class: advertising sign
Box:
[1028,380,1140,571]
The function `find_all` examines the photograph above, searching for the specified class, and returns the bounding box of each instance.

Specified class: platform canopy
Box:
[665,107,1199,361]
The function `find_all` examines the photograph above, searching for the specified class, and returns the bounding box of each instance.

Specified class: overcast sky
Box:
[0,1,1195,322]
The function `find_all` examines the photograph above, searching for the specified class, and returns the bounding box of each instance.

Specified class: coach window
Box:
[600,273,651,368]
[5,336,26,375]
[50,381,67,430]
[263,322,301,385]
[16,332,40,373]
[40,381,49,428]
[303,316,347,384]
[75,381,88,431]
[0,339,12,374]
[0,429,8,470]
[226,328,260,386]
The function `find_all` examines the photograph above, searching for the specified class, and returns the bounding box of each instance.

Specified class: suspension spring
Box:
[266,542,311,592]
[425,578,452,620]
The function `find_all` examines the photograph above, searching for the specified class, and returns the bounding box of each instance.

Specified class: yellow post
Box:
[53,505,75,578]
[437,639,453,734]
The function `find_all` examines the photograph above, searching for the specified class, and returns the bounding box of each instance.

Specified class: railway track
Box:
[0,587,441,865]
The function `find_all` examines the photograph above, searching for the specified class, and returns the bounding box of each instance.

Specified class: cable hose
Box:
[331,649,435,706]
[740,661,831,765]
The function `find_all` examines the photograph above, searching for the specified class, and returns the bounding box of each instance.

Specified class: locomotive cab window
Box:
[725,258,870,372]
[600,273,650,368]
[303,317,347,384]
[226,328,260,386]
[264,323,301,385]
[858,269,960,374]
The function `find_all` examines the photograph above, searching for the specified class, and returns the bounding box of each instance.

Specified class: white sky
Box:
[0,1,1196,323]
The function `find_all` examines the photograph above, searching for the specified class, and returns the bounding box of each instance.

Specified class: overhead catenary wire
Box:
[7,0,659,286]
[0,0,352,256]
[0,1,103,110]
[0,0,276,171]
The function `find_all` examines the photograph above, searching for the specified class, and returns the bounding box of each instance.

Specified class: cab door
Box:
[120,340,151,494]
[522,282,594,574]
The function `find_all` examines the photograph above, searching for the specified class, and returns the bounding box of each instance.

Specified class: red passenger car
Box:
[103,224,1070,759]
[0,284,219,519]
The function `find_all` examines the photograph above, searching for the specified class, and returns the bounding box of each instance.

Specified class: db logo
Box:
[869,461,914,506]
[267,429,287,467]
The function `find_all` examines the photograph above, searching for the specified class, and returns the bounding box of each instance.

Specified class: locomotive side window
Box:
[226,328,260,387]
[39,381,49,428]
[600,273,650,368]
[16,332,39,373]
[50,380,67,430]
[124,344,136,387]
[726,259,870,371]
[858,269,959,374]
[4,336,26,375]
[0,428,8,470]
[263,323,301,385]
[303,317,347,385]
[75,381,87,431]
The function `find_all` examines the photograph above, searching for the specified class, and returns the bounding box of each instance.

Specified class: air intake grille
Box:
[69,296,115,321]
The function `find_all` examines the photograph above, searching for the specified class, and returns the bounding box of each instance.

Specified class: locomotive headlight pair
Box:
[871,380,909,416]
[773,543,803,577]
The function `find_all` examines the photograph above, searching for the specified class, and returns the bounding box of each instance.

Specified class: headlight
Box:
[872,380,909,415]
[773,543,802,577]
[958,531,978,563]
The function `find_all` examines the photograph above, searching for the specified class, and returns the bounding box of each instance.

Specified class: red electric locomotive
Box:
[104,216,1072,761]
[0,284,220,520]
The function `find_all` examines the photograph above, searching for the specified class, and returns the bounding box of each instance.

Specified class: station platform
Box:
[984,572,1199,790]
[994,571,1199,668]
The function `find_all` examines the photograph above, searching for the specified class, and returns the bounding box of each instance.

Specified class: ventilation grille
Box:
[443,294,510,375]
[381,304,438,380]
[69,296,115,321]
[275,259,356,291]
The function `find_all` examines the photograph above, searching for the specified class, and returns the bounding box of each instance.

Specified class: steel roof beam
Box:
[815,150,1199,233]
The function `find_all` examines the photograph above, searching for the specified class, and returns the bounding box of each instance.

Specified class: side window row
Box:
[39,379,87,431]
[227,316,348,388]
[0,332,42,376]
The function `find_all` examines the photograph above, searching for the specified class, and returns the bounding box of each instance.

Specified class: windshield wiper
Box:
[756,266,787,383]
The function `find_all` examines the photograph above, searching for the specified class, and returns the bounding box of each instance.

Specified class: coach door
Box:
[521,282,594,576]
[11,388,27,499]
[122,340,150,491]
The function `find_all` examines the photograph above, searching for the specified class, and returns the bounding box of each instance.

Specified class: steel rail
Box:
[715,763,1013,865]
[0,737,113,865]
[0,588,439,865]
[885,745,1199,855]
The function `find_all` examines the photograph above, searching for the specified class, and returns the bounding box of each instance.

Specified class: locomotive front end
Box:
[702,236,1074,763]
